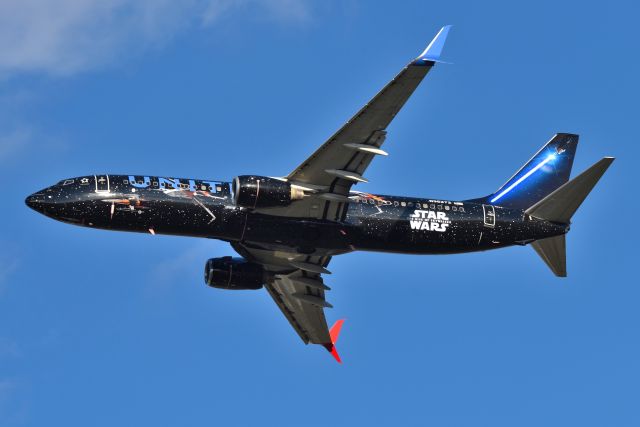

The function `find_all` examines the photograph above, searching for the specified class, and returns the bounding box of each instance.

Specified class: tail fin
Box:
[526,157,614,277]
[485,133,579,209]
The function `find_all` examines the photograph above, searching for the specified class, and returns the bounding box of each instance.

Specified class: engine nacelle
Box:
[232,175,304,209]
[204,256,264,290]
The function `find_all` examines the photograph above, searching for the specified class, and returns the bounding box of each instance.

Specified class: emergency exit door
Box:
[482,204,495,227]
[95,175,110,192]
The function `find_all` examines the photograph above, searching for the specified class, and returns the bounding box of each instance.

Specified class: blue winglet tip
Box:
[413,25,452,65]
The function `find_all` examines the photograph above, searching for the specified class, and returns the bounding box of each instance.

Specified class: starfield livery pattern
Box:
[26,27,614,362]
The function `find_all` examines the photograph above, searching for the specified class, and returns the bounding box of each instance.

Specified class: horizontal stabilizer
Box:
[526,157,614,223]
[531,235,567,277]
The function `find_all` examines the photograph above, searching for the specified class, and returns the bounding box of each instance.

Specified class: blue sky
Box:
[1,1,638,425]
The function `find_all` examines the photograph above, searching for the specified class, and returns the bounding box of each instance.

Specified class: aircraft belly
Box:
[241,214,351,254]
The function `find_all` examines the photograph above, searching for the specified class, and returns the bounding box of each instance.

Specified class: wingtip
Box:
[329,319,345,343]
[596,156,616,168]
[414,25,452,64]
[323,319,346,363]
[323,343,342,364]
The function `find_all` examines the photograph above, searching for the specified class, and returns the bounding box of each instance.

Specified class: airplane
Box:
[25,26,614,363]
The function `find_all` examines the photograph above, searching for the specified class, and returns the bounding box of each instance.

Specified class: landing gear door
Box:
[483,204,496,228]
[95,175,110,193]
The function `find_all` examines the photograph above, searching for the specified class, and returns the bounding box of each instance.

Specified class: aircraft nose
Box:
[25,192,46,212]
[25,186,61,214]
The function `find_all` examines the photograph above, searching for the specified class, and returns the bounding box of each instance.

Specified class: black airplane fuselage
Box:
[25,174,567,256]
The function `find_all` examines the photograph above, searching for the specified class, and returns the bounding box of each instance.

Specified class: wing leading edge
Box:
[286,26,452,199]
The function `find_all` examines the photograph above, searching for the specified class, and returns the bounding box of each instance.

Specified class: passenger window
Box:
[445,205,450,210]
[393,201,399,207]
[401,202,406,207]
[430,204,435,209]
[408,202,414,207]
[452,206,458,211]
[459,207,465,212]
[416,203,421,208]
[437,205,443,210]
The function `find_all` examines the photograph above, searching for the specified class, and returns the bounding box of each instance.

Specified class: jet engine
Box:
[232,175,305,209]
[204,256,264,290]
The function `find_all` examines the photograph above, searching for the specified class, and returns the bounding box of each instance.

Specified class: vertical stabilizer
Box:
[485,133,579,209]
[531,235,566,277]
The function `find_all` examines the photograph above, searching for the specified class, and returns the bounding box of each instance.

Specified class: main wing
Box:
[277,25,451,221]
[231,242,344,362]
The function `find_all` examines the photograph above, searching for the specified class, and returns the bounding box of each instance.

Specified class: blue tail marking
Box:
[484,133,579,210]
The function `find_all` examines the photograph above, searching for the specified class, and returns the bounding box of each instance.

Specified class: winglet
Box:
[413,25,452,65]
[322,319,345,363]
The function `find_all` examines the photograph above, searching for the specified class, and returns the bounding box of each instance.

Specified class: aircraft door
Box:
[95,175,110,193]
[482,204,495,228]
